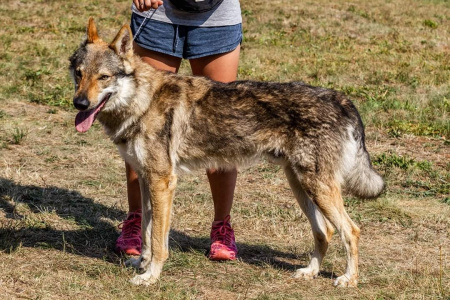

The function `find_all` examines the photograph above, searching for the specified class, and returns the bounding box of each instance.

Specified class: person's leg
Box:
[133,42,182,72]
[190,45,240,220]
[116,43,182,255]
[190,46,240,259]
[125,162,142,212]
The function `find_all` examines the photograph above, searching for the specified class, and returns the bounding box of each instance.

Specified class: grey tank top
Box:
[131,0,242,27]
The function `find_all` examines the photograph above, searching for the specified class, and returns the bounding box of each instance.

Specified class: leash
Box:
[133,7,158,41]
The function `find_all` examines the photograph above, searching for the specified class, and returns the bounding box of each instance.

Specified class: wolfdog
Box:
[69,18,384,287]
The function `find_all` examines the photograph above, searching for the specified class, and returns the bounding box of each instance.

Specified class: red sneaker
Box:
[208,215,238,261]
[115,210,142,256]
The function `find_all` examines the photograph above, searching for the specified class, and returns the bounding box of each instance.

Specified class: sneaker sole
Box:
[208,249,237,261]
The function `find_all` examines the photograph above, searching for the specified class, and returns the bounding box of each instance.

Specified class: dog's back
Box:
[159,78,384,199]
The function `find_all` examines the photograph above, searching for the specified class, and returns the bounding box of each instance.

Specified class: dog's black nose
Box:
[73,96,90,110]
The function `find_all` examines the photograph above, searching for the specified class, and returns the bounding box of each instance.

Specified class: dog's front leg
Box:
[125,175,153,271]
[130,171,177,286]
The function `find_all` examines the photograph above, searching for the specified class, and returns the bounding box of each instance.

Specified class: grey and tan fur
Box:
[69,18,384,287]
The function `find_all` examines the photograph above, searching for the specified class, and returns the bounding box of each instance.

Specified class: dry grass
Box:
[0,0,449,299]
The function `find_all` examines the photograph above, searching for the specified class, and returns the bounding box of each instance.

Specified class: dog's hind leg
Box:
[300,173,361,287]
[284,165,334,280]
[130,172,177,286]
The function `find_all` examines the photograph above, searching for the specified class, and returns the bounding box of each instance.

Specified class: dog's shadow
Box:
[0,178,334,278]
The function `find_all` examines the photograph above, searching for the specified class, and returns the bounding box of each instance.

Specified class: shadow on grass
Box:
[0,178,335,278]
[169,231,335,279]
[0,178,125,262]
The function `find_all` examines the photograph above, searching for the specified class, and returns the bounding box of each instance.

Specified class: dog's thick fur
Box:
[69,18,384,287]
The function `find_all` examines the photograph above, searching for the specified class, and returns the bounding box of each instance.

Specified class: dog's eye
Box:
[99,74,111,80]
[75,69,82,78]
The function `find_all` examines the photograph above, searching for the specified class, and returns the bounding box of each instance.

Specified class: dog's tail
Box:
[341,123,385,199]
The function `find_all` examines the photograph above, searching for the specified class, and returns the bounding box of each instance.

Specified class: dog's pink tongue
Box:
[75,109,96,133]
[75,101,106,133]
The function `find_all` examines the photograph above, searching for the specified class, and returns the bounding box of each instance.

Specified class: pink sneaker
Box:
[208,215,238,261]
[115,210,142,256]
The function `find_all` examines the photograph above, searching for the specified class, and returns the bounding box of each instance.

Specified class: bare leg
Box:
[125,162,142,212]
[190,46,240,221]
[133,43,182,72]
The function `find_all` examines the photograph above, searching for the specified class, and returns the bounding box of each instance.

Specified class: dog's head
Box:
[69,18,136,132]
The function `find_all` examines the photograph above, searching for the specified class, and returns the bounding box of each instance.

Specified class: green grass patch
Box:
[373,152,449,200]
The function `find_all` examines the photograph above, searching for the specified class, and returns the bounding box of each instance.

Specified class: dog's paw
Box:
[129,274,158,286]
[333,275,357,287]
[125,257,142,270]
[293,267,319,280]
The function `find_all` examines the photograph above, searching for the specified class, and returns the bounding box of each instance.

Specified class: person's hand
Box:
[133,0,163,12]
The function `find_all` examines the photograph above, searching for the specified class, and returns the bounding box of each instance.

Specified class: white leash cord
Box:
[133,7,158,41]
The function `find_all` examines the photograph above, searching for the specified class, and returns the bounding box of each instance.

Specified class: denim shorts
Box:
[130,13,242,59]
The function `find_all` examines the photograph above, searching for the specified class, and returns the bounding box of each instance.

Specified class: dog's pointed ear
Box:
[87,17,100,43]
[110,24,133,57]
